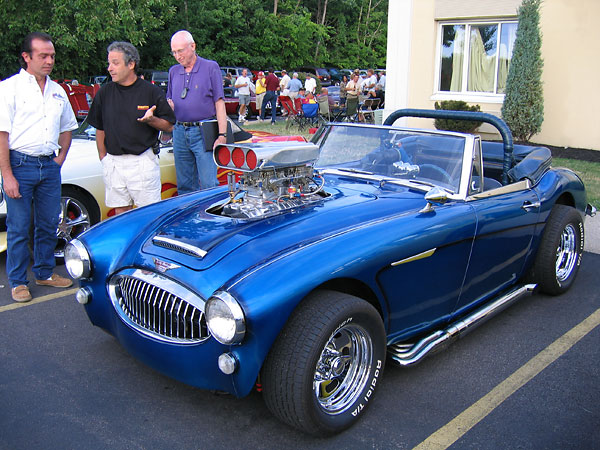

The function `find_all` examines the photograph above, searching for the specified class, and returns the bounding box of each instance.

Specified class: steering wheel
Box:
[418,164,452,184]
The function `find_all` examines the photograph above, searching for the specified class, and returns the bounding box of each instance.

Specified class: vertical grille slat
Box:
[111,274,208,343]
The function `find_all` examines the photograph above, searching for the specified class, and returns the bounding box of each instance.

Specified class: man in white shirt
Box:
[279,70,291,94]
[234,68,252,123]
[305,73,317,95]
[364,69,378,96]
[377,71,386,91]
[0,32,78,302]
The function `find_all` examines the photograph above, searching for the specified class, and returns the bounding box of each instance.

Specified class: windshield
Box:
[72,118,96,139]
[152,72,169,81]
[315,124,466,193]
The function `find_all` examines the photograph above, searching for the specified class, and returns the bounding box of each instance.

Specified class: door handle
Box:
[521,201,541,211]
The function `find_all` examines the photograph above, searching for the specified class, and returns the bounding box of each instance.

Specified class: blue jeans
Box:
[4,151,61,287]
[173,123,218,194]
[260,91,277,123]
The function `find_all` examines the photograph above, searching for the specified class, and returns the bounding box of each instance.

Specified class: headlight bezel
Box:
[64,239,91,279]
[205,291,246,345]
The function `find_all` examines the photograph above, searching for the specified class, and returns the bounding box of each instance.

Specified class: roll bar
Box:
[383,109,514,185]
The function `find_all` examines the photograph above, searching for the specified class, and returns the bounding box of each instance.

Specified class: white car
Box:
[0,122,177,258]
[0,120,302,257]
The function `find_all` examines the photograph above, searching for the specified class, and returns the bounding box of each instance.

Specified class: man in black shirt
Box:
[88,41,175,215]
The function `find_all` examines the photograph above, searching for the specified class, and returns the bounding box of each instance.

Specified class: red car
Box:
[56,79,95,120]
[223,87,280,119]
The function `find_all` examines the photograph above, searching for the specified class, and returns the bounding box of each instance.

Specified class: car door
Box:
[377,201,477,341]
[453,184,540,316]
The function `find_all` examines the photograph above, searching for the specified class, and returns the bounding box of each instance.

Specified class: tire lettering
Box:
[352,359,384,416]
[328,317,353,342]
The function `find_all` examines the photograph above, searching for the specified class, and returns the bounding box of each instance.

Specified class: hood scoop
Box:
[152,235,207,258]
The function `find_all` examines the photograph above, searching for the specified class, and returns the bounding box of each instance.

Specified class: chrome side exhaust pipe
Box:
[388,284,537,366]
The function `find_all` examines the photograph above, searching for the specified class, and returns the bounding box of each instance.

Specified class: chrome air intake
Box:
[209,142,328,219]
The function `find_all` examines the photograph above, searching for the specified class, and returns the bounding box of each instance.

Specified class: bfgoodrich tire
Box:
[530,205,584,295]
[262,290,386,435]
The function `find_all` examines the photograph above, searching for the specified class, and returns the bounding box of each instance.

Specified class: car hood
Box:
[141,180,428,271]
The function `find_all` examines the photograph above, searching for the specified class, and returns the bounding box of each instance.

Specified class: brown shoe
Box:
[12,285,32,302]
[35,273,73,288]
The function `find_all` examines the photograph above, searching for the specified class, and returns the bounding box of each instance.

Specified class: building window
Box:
[437,21,517,97]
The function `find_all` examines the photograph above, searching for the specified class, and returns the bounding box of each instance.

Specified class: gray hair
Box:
[293,72,299,78]
[171,30,195,45]
[107,41,140,70]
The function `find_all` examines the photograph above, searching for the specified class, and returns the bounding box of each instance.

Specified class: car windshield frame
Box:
[314,123,475,197]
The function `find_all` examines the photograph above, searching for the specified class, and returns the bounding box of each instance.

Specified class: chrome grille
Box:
[109,269,209,344]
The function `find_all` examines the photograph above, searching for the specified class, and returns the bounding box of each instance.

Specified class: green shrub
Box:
[501,0,544,142]
[434,100,483,133]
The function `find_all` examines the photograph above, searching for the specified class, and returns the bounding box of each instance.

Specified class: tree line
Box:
[0,0,388,81]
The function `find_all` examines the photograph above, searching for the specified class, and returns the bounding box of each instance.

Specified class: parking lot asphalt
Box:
[0,220,599,449]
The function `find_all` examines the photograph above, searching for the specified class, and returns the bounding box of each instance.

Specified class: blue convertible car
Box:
[66,109,595,435]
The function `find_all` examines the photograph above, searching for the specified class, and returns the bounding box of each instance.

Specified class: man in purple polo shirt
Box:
[167,30,227,193]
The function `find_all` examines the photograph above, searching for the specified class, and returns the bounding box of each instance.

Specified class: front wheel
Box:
[529,205,584,295]
[262,291,386,435]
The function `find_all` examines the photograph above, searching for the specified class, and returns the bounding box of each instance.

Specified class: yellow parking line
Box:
[414,307,600,450]
[0,288,78,313]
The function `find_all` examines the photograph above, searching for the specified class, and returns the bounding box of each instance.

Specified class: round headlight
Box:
[205,291,245,345]
[64,239,91,279]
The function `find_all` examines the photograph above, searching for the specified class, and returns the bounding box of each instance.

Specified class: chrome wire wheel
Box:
[555,223,578,283]
[55,193,94,259]
[313,323,373,415]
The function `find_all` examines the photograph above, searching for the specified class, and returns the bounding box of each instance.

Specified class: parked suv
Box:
[221,66,252,83]
[294,66,332,86]
[140,70,169,92]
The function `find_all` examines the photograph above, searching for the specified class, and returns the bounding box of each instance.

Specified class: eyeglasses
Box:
[171,45,190,57]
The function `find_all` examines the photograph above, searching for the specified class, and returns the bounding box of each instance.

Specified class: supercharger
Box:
[212,142,327,219]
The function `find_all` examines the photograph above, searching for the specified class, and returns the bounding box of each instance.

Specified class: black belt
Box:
[176,121,202,127]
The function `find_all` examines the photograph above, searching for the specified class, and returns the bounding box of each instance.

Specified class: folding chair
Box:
[283,96,305,130]
[298,102,319,130]
[361,98,381,124]
[279,96,296,116]
[342,97,359,122]
[280,96,297,130]
[316,95,331,124]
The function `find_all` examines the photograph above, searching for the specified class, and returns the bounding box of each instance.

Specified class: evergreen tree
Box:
[501,0,544,142]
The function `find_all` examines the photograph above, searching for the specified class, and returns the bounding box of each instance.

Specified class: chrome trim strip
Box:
[391,248,437,266]
[388,284,537,366]
[467,179,531,200]
[152,235,207,258]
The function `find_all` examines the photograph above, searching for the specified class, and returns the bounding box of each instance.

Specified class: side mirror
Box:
[419,187,449,214]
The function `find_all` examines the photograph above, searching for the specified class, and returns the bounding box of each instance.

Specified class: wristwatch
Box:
[218,133,227,137]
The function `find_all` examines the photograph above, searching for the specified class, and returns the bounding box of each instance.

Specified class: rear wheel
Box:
[262,290,386,435]
[529,205,584,295]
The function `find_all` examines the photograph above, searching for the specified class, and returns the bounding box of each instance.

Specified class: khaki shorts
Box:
[101,149,161,208]
[256,92,265,110]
